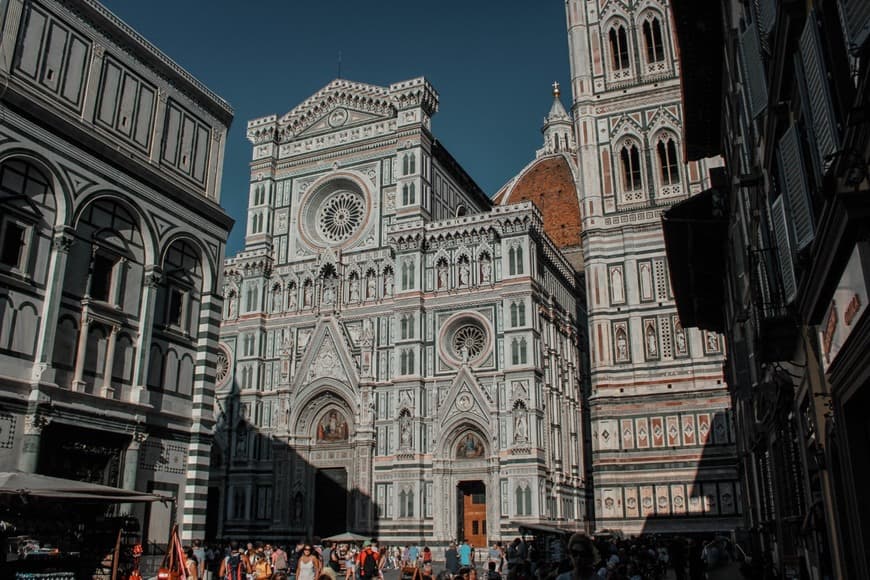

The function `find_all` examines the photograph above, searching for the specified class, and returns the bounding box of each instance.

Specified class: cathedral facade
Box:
[563,0,740,533]
[214,79,587,543]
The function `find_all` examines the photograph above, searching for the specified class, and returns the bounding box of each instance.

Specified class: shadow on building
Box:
[209,386,375,544]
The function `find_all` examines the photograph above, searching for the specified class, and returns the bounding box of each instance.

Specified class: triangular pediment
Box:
[293,318,359,389]
[439,366,491,426]
[279,79,397,139]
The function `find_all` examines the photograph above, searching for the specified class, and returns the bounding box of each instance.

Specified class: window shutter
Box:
[757,0,777,43]
[777,125,814,250]
[739,22,768,118]
[841,0,870,52]
[798,12,840,176]
[770,195,797,303]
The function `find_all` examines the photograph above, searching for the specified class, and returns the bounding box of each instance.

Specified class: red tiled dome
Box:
[499,155,581,251]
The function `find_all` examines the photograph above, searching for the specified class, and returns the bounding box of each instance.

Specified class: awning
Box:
[322,532,371,543]
[0,471,166,503]
[662,184,728,333]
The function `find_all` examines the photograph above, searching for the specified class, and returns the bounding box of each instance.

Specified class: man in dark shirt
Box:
[445,542,460,575]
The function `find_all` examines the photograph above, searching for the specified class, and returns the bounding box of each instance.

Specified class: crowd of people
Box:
[175,534,738,580]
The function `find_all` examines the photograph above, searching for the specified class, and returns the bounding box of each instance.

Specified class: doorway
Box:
[314,468,348,538]
[457,481,486,548]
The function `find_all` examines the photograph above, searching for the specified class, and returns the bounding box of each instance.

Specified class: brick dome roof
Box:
[496,154,581,251]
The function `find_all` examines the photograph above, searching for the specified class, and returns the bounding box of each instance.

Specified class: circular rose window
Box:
[452,324,486,359]
[215,347,231,388]
[440,312,492,367]
[317,191,364,243]
[299,177,370,249]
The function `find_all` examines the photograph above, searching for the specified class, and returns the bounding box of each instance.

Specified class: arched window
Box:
[401,260,415,290]
[508,246,524,275]
[408,182,416,204]
[657,137,680,185]
[511,339,519,365]
[510,303,518,327]
[620,142,642,193]
[402,154,410,176]
[402,184,409,205]
[399,490,407,517]
[518,301,526,325]
[609,24,630,71]
[246,285,258,312]
[409,153,416,174]
[519,338,528,364]
[642,17,665,63]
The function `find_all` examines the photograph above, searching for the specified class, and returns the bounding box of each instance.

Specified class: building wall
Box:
[214,79,587,543]
[0,0,233,543]
[565,0,739,534]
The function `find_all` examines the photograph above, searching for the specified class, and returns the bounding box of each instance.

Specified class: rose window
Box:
[452,324,486,359]
[316,191,364,243]
[215,352,229,386]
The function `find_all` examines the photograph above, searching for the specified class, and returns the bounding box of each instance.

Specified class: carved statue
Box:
[459,261,470,287]
[480,257,492,283]
[514,412,528,443]
[227,294,238,319]
[437,262,448,289]
[287,286,297,310]
[367,275,377,299]
[323,283,335,305]
[616,331,628,361]
[400,415,412,448]
[384,271,394,296]
[303,283,313,306]
[349,276,360,301]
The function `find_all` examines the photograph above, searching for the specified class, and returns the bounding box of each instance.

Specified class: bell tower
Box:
[564,0,739,534]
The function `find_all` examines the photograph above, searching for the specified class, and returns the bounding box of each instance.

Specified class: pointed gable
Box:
[294,318,359,389]
[440,365,492,426]
[279,79,396,139]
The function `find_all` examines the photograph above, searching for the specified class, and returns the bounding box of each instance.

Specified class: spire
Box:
[539,82,574,157]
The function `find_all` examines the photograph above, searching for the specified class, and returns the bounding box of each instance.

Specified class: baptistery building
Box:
[214,78,587,543]
[0,0,234,544]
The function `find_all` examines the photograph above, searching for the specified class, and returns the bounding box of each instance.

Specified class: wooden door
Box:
[460,482,487,549]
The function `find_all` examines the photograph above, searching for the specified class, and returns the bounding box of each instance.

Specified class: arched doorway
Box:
[451,430,489,547]
[310,404,352,538]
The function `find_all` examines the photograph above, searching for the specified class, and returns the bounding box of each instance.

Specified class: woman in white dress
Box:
[296,545,320,580]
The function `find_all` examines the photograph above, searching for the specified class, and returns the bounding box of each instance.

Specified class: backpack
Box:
[360,549,377,579]
[487,571,501,580]
[225,553,244,580]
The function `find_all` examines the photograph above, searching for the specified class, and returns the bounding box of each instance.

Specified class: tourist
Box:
[458,540,472,569]
[185,547,200,580]
[445,542,460,576]
[272,545,289,575]
[297,545,321,580]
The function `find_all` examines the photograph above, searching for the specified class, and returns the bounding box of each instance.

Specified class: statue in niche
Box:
[272,287,283,313]
[227,293,238,319]
[706,332,719,352]
[367,274,377,299]
[675,324,687,354]
[349,276,360,302]
[303,283,313,307]
[480,255,492,283]
[616,329,628,361]
[459,260,470,287]
[437,261,448,289]
[287,286,297,310]
[457,432,484,459]
[323,283,336,305]
[514,411,528,443]
[646,326,658,356]
[317,409,348,442]
[384,271,394,296]
[400,414,412,448]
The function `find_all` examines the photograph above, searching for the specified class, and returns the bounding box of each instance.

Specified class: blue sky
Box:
[102,1,572,255]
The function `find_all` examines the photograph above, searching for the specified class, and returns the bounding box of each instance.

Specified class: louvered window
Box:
[770,195,797,303]
[739,22,768,118]
[777,125,814,251]
[797,11,840,180]
[840,0,870,52]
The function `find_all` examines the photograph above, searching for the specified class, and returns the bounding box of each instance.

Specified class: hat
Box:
[363,540,372,548]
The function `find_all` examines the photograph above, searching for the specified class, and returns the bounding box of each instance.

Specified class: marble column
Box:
[131,266,161,404]
[120,431,148,514]
[17,413,50,473]
[71,315,91,392]
[100,324,119,398]
[30,226,74,390]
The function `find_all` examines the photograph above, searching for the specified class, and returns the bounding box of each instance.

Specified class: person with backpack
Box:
[219,542,251,580]
[357,540,378,580]
[485,562,500,580]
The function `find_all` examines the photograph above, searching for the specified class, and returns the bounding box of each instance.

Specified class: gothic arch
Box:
[437,416,491,459]
[291,384,357,443]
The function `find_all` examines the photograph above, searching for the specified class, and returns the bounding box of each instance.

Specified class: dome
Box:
[496,154,582,257]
